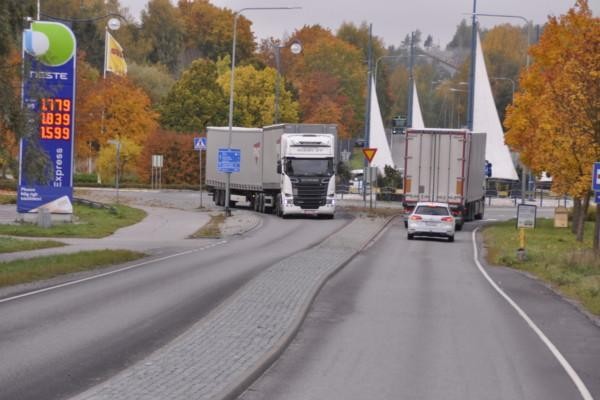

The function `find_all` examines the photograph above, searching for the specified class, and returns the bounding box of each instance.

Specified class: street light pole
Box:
[273,39,301,124]
[225,6,300,217]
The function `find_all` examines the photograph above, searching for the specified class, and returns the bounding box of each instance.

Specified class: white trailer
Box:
[206,124,337,218]
[402,128,486,229]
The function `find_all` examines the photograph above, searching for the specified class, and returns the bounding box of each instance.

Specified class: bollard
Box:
[37,208,52,228]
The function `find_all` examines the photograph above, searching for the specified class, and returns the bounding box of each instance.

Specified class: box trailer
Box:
[402,128,486,229]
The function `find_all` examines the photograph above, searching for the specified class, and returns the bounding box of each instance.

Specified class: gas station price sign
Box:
[18,21,77,214]
[40,98,72,140]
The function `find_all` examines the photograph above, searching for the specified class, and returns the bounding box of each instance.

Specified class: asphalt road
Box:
[239,216,600,400]
[0,213,350,400]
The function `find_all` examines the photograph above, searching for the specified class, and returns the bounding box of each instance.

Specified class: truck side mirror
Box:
[277,160,282,174]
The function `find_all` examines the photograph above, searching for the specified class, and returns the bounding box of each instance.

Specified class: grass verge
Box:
[0,203,146,238]
[189,213,225,238]
[0,249,145,288]
[0,237,65,253]
[483,218,599,316]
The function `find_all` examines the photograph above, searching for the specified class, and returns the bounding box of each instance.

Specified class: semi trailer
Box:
[206,123,337,218]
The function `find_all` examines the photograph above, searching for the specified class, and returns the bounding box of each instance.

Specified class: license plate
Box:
[425,221,438,226]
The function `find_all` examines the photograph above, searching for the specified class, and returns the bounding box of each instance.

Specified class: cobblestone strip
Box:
[72,217,390,400]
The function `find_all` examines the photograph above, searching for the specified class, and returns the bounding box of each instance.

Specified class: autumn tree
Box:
[96,136,141,183]
[140,0,183,73]
[285,25,365,138]
[0,0,35,178]
[216,58,299,127]
[73,54,101,172]
[177,0,255,68]
[128,62,175,105]
[138,129,200,185]
[159,58,227,132]
[505,0,600,248]
[77,75,157,173]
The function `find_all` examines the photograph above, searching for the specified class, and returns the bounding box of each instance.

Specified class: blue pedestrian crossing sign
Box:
[593,162,600,192]
[194,137,206,151]
[218,149,241,173]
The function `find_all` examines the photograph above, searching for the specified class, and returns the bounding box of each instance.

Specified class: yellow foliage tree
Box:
[504,0,600,245]
[96,137,142,184]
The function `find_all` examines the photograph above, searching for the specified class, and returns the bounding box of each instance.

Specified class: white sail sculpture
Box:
[411,80,426,129]
[472,32,519,180]
[369,76,395,173]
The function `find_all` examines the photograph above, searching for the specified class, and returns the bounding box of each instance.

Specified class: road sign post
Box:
[516,203,537,261]
[194,138,207,208]
[362,148,377,209]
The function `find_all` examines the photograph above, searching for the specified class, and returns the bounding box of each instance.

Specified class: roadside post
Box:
[151,154,163,190]
[194,137,207,208]
[362,148,377,209]
[516,203,537,261]
[593,162,600,203]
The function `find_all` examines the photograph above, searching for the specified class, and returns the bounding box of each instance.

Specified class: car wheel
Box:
[404,221,408,228]
[407,234,414,240]
[456,223,463,231]
[448,235,454,242]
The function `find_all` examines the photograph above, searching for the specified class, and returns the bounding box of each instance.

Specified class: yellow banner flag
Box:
[105,31,127,76]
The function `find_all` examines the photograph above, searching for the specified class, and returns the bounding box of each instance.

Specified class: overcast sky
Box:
[120,0,599,48]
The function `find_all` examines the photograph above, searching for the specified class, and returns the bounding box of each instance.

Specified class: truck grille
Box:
[292,179,327,209]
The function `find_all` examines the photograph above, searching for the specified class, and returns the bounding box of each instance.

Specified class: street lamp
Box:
[225,6,301,216]
[273,38,302,124]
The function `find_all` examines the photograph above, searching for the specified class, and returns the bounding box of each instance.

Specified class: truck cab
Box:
[276,133,336,218]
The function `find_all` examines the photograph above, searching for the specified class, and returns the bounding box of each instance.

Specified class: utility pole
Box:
[362,23,373,204]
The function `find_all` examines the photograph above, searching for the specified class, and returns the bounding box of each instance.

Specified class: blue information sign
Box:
[217,149,241,173]
[17,21,76,213]
[593,162,600,192]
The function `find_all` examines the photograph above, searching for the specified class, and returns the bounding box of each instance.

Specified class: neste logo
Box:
[24,21,76,67]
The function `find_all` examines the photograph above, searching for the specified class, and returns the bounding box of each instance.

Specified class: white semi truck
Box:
[206,123,337,218]
[402,128,486,229]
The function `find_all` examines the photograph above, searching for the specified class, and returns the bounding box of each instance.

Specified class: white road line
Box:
[471,228,593,400]
[0,241,228,304]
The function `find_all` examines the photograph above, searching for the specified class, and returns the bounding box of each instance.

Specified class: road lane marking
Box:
[471,228,593,400]
[0,241,228,304]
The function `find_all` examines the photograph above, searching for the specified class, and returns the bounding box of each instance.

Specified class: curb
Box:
[216,215,398,400]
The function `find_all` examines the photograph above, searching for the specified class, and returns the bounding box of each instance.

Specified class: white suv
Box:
[407,202,455,242]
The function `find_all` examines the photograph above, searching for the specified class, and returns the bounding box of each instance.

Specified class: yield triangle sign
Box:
[362,148,377,163]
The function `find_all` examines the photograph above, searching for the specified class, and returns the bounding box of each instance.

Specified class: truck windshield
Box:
[285,158,334,177]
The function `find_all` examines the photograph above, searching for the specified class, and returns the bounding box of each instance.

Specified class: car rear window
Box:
[415,206,450,216]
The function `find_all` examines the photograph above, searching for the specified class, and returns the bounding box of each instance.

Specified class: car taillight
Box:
[441,217,454,222]
[451,210,460,216]
[410,215,422,221]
